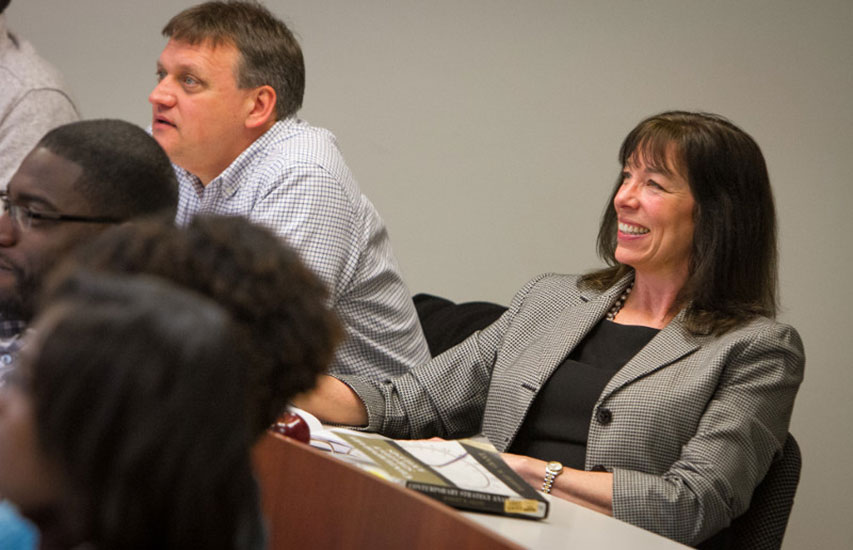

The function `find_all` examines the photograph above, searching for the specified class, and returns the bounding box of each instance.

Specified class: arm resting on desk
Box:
[293,375,368,427]
[501,452,613,517]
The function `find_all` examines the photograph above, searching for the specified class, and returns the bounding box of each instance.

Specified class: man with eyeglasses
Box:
[0,119,178,374]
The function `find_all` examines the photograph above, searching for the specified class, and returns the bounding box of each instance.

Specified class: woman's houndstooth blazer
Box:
[340,273,804,546]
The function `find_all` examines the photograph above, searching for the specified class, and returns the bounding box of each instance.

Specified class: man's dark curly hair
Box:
[45,215,342,437]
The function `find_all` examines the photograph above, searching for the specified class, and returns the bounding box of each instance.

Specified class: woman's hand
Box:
[501,452,614,516]
[292,375,368,427]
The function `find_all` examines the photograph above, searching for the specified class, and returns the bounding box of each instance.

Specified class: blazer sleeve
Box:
[611,321,805,546]
[336,274,552,439]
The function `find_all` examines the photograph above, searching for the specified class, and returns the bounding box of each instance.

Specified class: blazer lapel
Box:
[532,275,635,386]
[599,308,701,400]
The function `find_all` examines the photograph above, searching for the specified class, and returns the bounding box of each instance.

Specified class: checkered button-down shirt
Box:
[174,118,429,379]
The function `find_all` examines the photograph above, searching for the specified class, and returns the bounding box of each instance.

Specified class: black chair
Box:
[413,293,507,357]
[730,433,801,550]
[699,433,802,550]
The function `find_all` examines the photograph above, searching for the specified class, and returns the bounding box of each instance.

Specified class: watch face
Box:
[547,461,563,474]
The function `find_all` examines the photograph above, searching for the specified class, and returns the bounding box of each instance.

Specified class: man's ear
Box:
[245,85,277,129]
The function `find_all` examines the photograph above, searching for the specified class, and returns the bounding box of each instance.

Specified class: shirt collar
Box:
[179,118,299,197]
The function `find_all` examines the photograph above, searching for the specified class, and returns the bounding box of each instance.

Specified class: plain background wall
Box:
[7,1,851,547]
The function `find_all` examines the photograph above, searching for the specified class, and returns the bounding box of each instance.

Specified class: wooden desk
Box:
[253,432,690,549]
[252,432,522,549]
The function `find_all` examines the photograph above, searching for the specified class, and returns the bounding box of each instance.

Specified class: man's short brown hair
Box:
[163,1,304,120]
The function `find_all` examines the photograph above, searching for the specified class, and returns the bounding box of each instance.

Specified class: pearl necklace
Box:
[605,280,634,321]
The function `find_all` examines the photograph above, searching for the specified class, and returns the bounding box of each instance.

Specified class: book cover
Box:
[310,428,549,520]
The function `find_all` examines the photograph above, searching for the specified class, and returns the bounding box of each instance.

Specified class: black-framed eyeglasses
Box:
[0,192,122,232]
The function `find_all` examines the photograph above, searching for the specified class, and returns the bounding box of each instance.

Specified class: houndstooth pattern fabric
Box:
[174,118,430,379]
[339,273,804,546]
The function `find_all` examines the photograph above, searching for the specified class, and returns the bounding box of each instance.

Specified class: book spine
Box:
[405,481,547,519]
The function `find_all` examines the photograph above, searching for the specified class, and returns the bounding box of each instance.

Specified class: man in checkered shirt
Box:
[149,1,430,379]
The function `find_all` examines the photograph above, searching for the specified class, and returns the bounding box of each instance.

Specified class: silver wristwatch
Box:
[541,460,563,494]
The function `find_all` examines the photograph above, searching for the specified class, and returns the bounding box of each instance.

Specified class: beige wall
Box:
[8,1,852,547]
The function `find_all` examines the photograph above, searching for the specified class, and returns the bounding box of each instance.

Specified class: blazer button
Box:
[596,407,613,425]
[591,464,608,472]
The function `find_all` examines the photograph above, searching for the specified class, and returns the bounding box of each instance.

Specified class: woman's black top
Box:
[508,319,659,469]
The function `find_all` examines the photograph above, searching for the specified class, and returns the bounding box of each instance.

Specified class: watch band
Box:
[541,460,563,494]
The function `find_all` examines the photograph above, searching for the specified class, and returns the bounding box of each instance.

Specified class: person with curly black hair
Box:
[47,214,342,437]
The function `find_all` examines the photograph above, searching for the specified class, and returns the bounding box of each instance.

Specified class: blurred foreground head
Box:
[1,271,261,549]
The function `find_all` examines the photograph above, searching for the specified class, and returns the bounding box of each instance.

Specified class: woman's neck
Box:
[612,271,686,329]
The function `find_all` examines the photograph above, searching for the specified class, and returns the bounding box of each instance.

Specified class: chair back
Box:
[700,433,801,550]
[731,433,801,550]
[413,293,506,356]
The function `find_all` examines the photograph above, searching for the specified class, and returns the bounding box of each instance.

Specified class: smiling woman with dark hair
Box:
[0,271,263,550]
[299,111,805,548]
